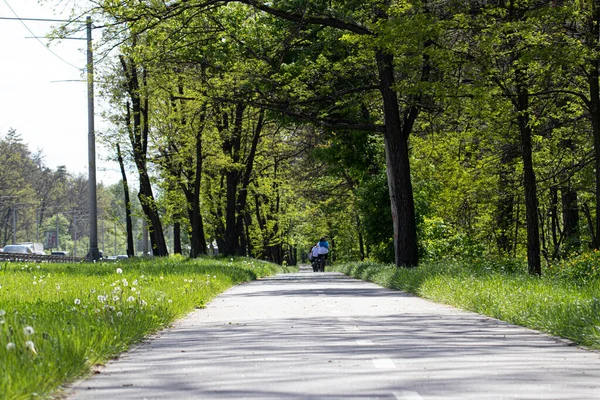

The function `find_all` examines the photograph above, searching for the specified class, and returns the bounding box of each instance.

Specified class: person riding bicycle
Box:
[316,236,329,271]
[310,244,320,272]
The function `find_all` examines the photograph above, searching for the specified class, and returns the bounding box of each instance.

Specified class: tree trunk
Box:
[222,104,245,256]
[120,54,168,257]
[116,144,135,257]
[188,120,207,257]
[589,57,600,249]
[515,68,541,276]
[376,50,419,267]
[583,3,600,249]
[561,185,580,253]
[550,185,559,255]
[173,222,181,254]
[234,109,264,256]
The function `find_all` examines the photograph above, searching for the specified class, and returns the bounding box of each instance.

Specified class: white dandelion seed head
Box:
[0,318,5,324]
[132,280,138,286]
[113,296,120,301]
[23,326,35,336]
[0,309,5,316]
[116,268,123,274]
[127,296,135,302]
[74,299,81,305]
[56,285,60,291]
[116,311,123,317]
[33,281,37,285]
[131,287,137,292]
[6,342,15,350]
[140,300,147,306]
[97,295,107,303]
[168,299,173,303]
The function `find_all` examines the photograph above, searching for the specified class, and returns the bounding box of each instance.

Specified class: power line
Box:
[1,0,83,70]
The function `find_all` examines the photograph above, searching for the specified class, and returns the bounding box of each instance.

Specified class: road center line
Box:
[393,391,423,400]
[372,358,396,368]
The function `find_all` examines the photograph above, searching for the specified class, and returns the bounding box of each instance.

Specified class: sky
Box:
[0,0,120,185]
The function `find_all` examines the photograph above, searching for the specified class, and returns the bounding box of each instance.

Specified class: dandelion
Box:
[116,311,123,317]
[97,295,107,303]
[33,281,37,285]
[213,276,216,279]
[56,285,60,291]
[131,287,137,292]
[23,326,35,336]
[6,342,16,350]
[0,309,5,317]
[133,280,138,286]
[168,300,173,303]
[116,268,123,274]
[140,300,147,306]
[0,318,5,324]
[25,340,37,354]
[127,296,135,302]
[113,296,120,301]
[74,298,81,305]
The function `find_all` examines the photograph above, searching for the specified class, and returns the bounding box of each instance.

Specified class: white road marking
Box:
[372,358,396,368]
[355,340,374,345]
[393,391,423,400]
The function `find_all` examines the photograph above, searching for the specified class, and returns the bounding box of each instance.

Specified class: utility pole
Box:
[87,16,100,261]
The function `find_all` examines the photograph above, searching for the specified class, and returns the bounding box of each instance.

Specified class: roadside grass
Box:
[0,255,289,400]
[329,256,600,350]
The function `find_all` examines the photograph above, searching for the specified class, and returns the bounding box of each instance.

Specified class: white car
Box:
[2,245,33,254]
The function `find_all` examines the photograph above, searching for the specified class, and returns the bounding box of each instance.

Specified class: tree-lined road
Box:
[67,269,600,399]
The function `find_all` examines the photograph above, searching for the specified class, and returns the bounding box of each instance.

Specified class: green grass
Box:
[329,257,600,350]
[0,255,290,400]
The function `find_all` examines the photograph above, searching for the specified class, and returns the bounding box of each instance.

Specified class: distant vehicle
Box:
[116,255,129,260]
[105,255,117,261]
[51,251,69,256]
[18,242,44,255]
[2,245,33,254]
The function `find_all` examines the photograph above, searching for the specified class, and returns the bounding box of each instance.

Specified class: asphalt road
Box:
[66,266,600,399]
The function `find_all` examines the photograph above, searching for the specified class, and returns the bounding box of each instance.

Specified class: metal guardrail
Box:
[0,253,84,263]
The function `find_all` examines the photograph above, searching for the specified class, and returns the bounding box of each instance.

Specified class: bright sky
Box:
[0,0,120,184]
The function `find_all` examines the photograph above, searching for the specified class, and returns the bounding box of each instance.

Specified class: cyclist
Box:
[316,236,329,271]
[310,244,320,272]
